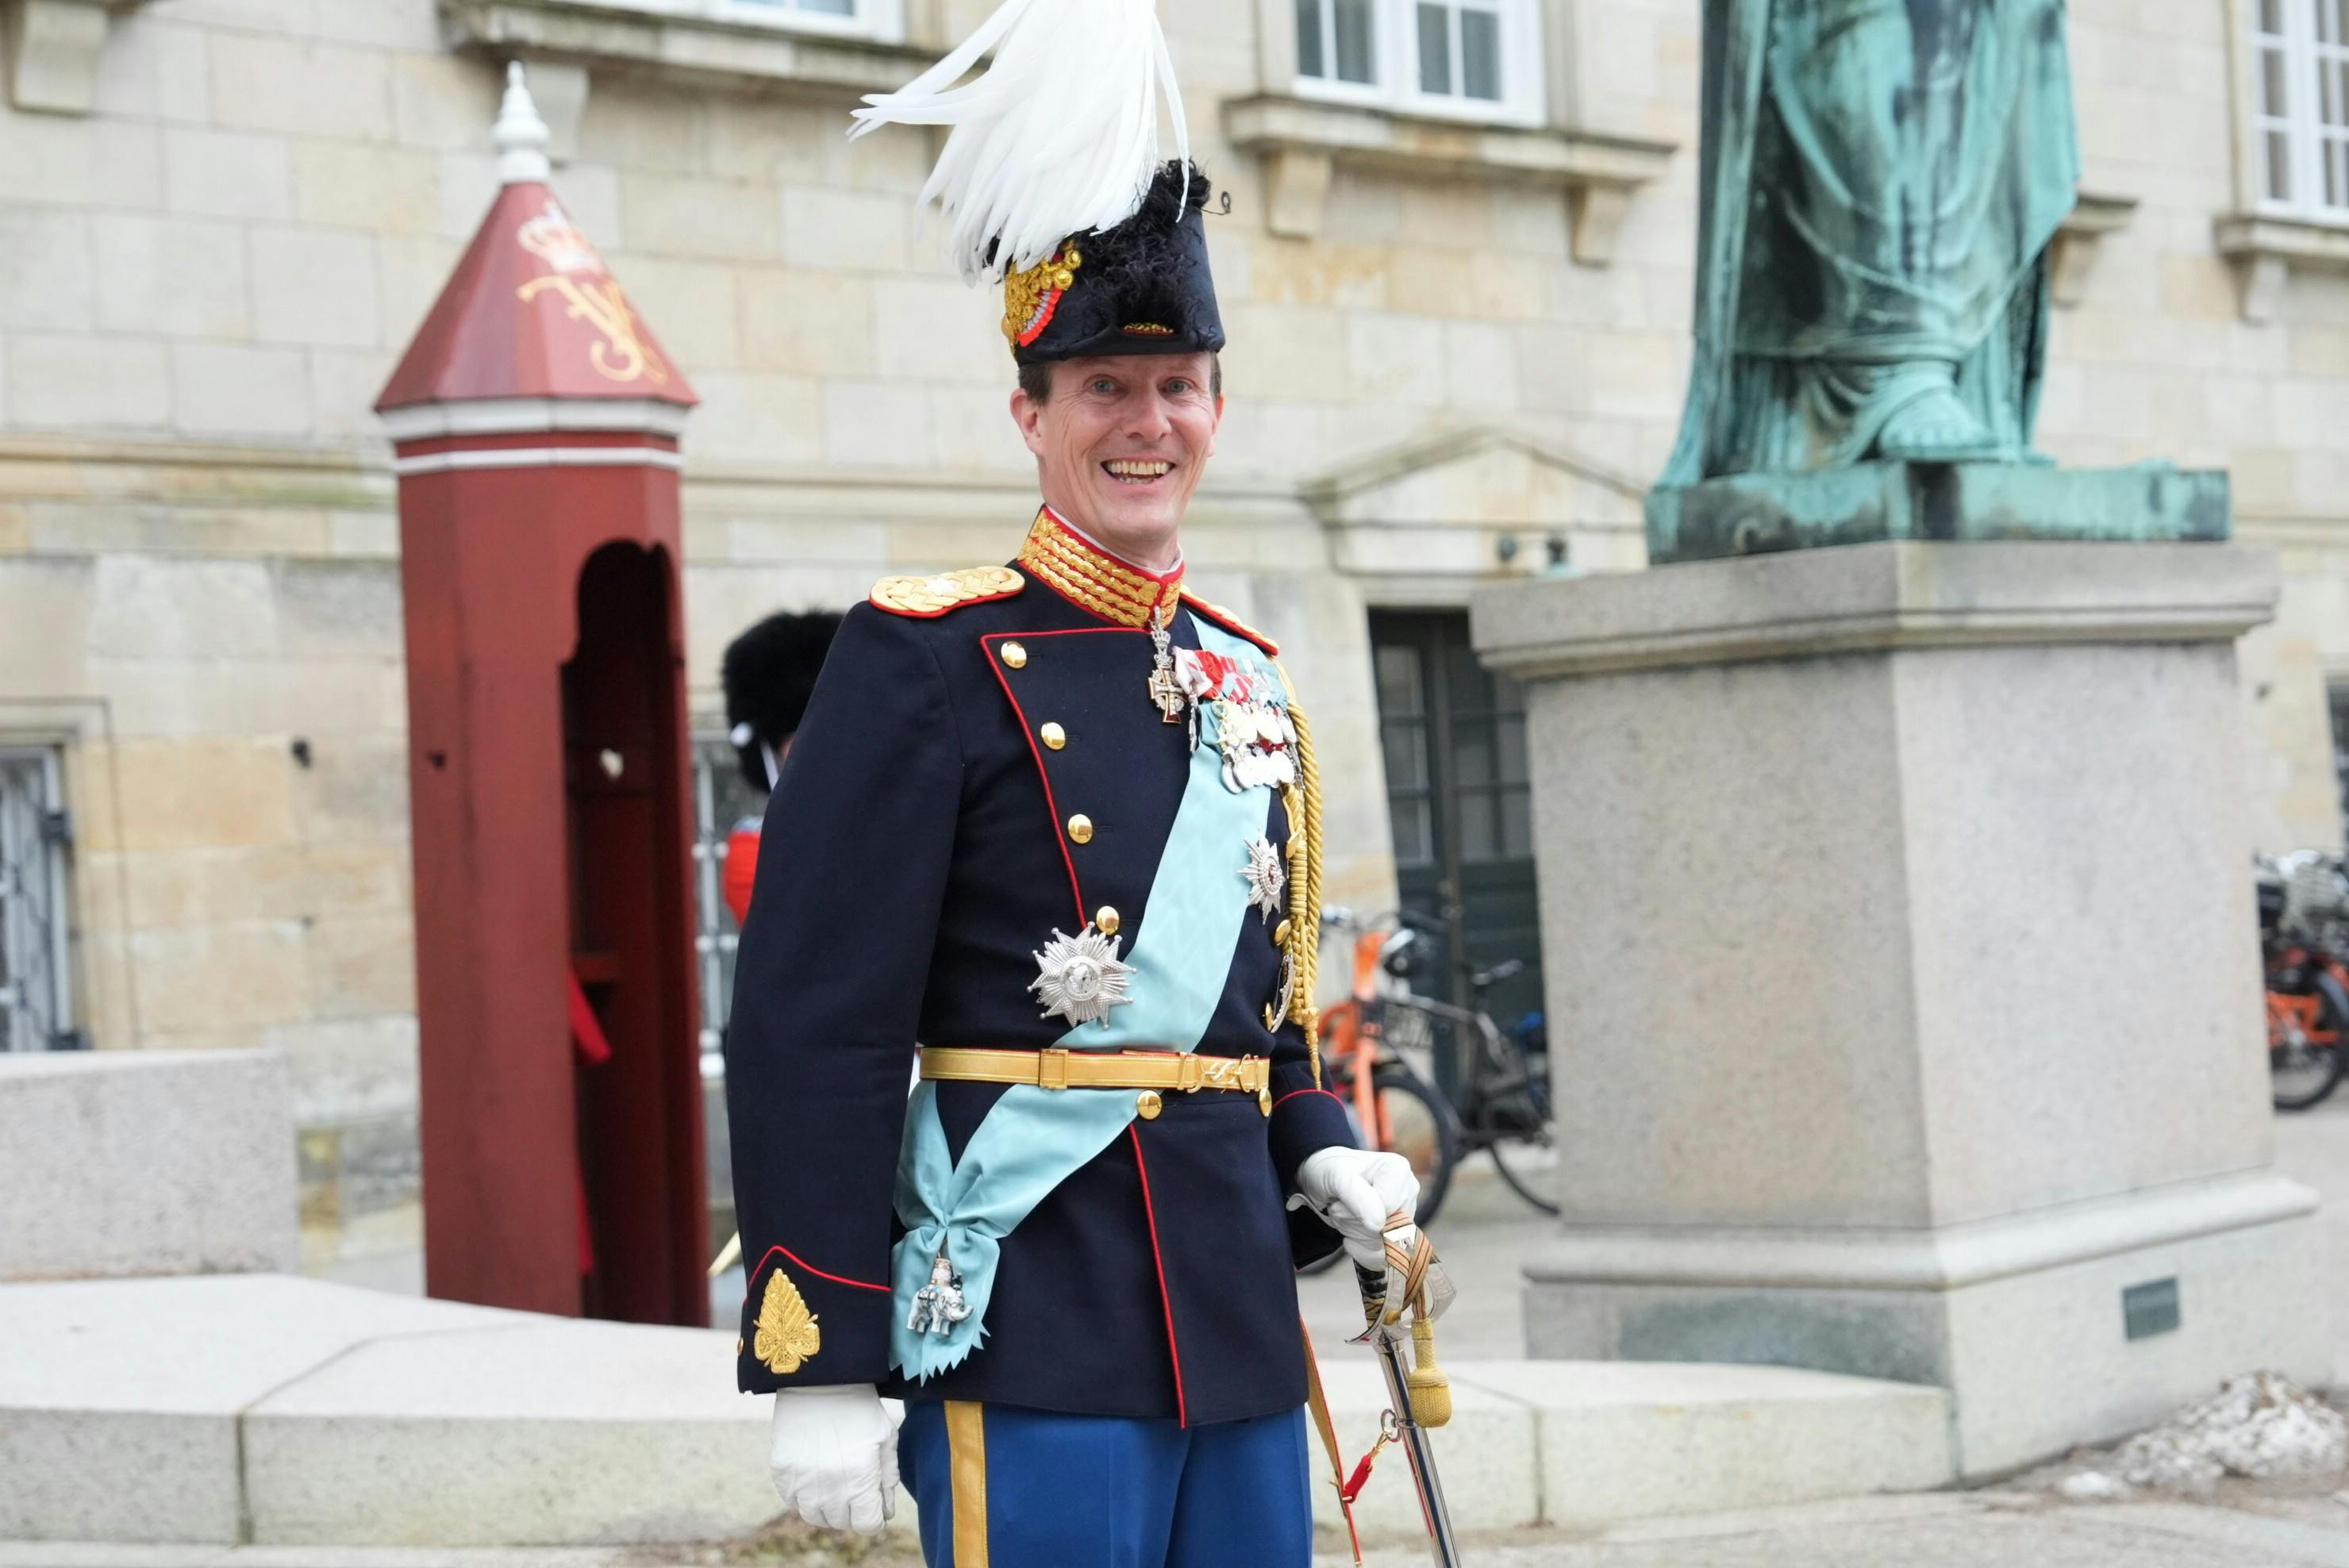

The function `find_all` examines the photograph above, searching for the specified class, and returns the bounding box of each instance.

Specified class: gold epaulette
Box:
[1180,591,1278,655]
[870,565,1025,618]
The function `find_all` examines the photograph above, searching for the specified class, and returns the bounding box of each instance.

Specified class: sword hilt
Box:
[1355,1262,1451,1429]
[1405,1314,1451,1428]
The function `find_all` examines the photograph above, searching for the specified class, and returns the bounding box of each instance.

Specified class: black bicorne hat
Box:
[721,609,842,794]
[1001,162,1224,365]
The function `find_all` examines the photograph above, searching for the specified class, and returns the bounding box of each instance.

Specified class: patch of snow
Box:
[2109,1371,2349,1494]
[2055,1470,2133,1502]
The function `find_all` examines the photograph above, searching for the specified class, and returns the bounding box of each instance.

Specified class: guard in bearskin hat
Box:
[718,610,842,926]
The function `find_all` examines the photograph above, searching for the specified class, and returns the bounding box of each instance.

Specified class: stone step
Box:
[1,1274,1955,1549]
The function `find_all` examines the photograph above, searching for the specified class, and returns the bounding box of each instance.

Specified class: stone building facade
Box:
[2,0,2346,1279]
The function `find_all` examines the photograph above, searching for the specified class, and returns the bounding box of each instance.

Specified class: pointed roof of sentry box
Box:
[376,63,697,415]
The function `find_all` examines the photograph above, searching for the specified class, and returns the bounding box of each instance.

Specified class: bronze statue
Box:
[1659,0,2082,483]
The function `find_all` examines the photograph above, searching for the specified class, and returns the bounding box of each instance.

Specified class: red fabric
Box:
[568,969,612,1275]
[723,823,761,927]
[567,970,613,1066]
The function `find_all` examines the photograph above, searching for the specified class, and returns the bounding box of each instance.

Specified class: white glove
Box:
[768,1385,898,1535]
[1294,1146,1420,1273]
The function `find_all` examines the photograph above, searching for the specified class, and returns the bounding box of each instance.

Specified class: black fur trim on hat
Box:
[721,609,842,794]
[1013,160,1226,364]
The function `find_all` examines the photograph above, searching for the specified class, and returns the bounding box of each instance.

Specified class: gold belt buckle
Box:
[1037,1047,1071,1090]
[1175,1055,1206,1093]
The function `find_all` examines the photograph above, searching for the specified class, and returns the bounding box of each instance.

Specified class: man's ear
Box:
[1010,386,1048,459]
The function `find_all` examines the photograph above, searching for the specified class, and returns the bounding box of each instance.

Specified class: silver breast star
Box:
[1029,924,1136,1028]
[1240,836,1286,921]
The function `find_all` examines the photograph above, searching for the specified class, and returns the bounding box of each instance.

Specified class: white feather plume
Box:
[848,0,1190,282]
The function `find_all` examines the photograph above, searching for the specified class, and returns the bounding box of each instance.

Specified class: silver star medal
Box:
[1029,924,1136,1028]
[1240,836,1286,921]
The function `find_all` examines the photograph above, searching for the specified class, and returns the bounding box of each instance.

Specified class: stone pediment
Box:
[1301,424,1650,585]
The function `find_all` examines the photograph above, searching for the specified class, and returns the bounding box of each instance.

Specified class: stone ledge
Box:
[1473,538,2281,678]
[1523,1171,2318,1292]
[440,0,933,102]
[0,1049,300,1283]
[2214,211,2349,324]
[2051,187,2139,307]
[0,1275,520,1543]
[1222,93,1676,263]
[1,1273,1958,1548]
[2,0,148,115]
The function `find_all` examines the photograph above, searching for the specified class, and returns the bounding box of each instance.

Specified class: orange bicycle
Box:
[1313,909,1461,1238]
[2260,851,2349,1111]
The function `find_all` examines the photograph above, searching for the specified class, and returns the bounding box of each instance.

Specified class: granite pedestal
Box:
[1472,540,2327,1478]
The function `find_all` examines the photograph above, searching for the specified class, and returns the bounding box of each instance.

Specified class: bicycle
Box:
[1373,914,1559,1218]
[2259,850,2349,1111]
[1313,910,1459,1233]
[1303,910,1556,1273]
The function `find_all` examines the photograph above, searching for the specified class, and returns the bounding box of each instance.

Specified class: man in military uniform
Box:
[724,4,1423,1562]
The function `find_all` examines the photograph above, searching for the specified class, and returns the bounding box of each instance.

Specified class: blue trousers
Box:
[898,1399,1313,1567]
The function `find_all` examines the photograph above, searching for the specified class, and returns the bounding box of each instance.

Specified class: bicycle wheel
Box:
[1371,1067,1457,1228]
[1488,1137,1560,1216]
[1477,1026,1560,1214]
[1294,1063,1459,1276]
[2272,985,2347,1111]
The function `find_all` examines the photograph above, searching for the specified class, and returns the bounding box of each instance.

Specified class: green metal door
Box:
[1368,611,1546,1061]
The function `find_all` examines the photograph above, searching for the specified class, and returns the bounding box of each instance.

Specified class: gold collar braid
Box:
[1016,509,1184,628]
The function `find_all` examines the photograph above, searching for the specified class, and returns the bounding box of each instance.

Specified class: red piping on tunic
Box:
[1128,1124,1189,1428]
[1272,1087,1345,1113]
[982,630,1091,927]
[744,1243,892,1299]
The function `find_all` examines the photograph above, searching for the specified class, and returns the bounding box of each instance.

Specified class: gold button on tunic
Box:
[1000,640,1028,669]
[1041,721,1067,750]
[1095,906,1121,936]
[1067,813,1094,844]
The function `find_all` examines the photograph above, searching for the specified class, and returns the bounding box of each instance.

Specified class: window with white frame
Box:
[0,747,76,1053]
[563,0,905,44]
[2252,0,2349,219]
[1293,0,1543,124]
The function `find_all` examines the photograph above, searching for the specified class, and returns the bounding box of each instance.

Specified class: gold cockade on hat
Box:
[1004,245,1082,347]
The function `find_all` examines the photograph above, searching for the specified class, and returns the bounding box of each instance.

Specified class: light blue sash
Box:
[889,620,1277,1380]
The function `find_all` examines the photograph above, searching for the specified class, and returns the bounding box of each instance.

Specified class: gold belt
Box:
[919,1047,1272,1117]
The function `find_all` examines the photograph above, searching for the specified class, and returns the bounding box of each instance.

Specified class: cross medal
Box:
[1148,601,1186,724]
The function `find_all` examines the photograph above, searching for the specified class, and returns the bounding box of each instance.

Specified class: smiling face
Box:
[1010,352,1222,571]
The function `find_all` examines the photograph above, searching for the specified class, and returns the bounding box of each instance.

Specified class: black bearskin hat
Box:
[1005,162,1224,365]
[721,609,842,794]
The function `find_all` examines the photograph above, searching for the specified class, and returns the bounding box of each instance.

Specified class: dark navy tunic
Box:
[725,514,1354,1427]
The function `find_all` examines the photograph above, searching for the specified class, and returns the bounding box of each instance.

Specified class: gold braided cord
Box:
[1015,509,1181,628]
[1275,661,1324,1083]
[1022,548,1162,625]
